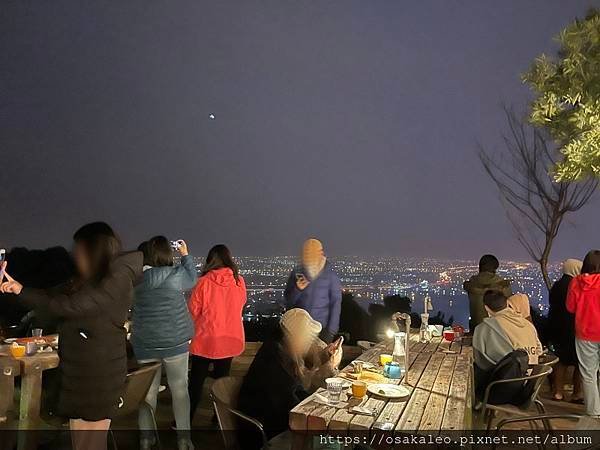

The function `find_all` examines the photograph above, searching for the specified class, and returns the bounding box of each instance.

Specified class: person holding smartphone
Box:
[284,238,342,343]
[131,236,196,450]
[237,308,342,449]
[0,222,142,450]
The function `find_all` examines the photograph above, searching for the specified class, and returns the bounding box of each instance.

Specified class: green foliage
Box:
[523,9,600,181]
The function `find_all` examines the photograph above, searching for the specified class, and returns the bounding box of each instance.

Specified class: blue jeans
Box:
[575,339,600,416]
[138,352,191,442]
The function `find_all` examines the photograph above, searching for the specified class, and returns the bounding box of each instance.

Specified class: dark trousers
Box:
[189,355,233,421]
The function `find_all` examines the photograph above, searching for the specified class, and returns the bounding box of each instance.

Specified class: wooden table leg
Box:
[19,360,44,423]
[17,360,44,450]
[0,361,19,423]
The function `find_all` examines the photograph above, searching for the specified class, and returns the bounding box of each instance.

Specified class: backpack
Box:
[477,349,530,405]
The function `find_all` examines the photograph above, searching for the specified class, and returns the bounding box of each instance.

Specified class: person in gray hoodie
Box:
[132,236,197,450]
[473,290,542,372]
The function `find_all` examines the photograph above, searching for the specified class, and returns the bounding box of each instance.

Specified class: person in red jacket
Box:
[566,250,600,417]
[188,244,247,422]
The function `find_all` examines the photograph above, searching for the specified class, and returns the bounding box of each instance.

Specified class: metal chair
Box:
[537,353,559,368]
[493,414,596,450]
[110,362,162,450]
[480,364,553,431]
[210,376,269,450]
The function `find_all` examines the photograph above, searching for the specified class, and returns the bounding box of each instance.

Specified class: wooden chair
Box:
[210,376,268,450]
[110,362,162,450]
[479,364,553,431]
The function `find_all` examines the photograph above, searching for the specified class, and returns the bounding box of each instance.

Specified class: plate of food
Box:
[3,334,58,347]
[359,371,386,383]
[367,383,410,399]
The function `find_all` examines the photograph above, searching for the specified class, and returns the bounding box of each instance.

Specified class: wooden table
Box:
[0,344,59,426]
[289,333,473,439]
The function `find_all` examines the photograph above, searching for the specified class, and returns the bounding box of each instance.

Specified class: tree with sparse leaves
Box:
[523,9,600,181]
[480,109,597,290]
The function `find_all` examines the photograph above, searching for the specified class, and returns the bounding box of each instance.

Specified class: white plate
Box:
[3,338,17,344]
[367,383,410,399]
[325,377,352,389]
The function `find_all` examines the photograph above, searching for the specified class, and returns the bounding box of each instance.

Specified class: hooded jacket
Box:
[188,267,247,359]
[473,307,541,371]
[566,273,600,342]
[19,252,142,420]
[463,271,512,330]
[131,255,197,361]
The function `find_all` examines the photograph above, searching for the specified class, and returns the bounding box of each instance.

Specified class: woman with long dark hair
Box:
[567,250,600,416]
[132,236,196,450]
[548,259,583,402]
[0,222,142,450]
[187,244,247,422]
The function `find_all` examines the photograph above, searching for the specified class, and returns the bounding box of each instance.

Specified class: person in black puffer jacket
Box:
[131,236,197,450]
[0,222,142,450]
[547,259,583,402]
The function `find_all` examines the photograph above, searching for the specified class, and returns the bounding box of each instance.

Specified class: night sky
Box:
[2,1,599,260]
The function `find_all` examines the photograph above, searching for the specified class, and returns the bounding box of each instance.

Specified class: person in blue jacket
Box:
[132,236,197,450]
[284,238,342,343]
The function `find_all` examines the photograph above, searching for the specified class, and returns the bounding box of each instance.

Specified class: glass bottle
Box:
[392,332,406,369]
[420,313,430,343]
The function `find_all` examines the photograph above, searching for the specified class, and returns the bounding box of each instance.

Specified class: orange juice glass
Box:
[351,381,367,398]
[10,345,26,358]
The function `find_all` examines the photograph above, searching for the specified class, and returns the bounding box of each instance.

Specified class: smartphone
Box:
[170,240,181,250]
[0,249,6,282]
[295,273,306,281]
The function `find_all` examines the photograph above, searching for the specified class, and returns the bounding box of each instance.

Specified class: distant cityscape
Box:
[189,256,561,329]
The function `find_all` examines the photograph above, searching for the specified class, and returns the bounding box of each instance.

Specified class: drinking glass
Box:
[353,361,364,376]
[351,381,367,399]
[326,379,343,405]
[32,328,43,338]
